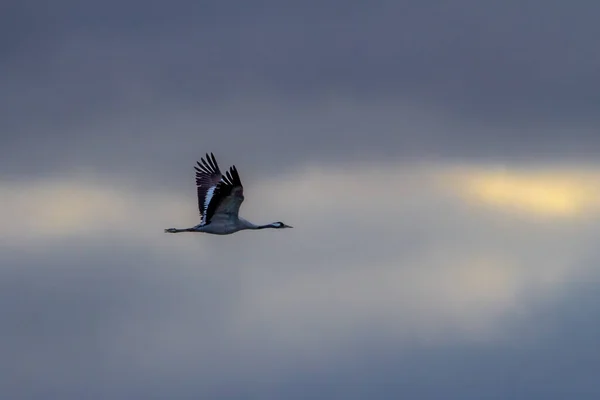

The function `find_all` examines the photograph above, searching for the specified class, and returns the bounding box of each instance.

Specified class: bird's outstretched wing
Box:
[194,153,224,224]
[194,153,245,225]
[209,165,245,220]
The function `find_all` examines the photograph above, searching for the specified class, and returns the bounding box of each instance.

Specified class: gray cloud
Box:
[1,239,249,399]
[2,0,600,182]
[3,165,600,398]
[6,1,599,111]
[3,217,600,399]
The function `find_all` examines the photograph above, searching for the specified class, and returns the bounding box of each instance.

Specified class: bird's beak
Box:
[284,224,293,228]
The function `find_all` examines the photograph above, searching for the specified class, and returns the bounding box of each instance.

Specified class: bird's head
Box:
[271,221,293,229]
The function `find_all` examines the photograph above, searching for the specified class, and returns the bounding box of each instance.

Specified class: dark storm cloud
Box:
[2,0,600,182]
[5,0,599,115]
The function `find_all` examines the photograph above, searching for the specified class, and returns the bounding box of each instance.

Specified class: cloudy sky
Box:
[2,1,600,398]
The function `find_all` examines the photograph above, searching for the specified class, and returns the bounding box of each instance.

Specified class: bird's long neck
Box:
[240,218,277,230]
[253,224,277,230]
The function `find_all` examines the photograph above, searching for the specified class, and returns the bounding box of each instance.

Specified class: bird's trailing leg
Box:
[164,228,193,233]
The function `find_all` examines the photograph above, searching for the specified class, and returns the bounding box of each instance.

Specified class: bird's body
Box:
[166,216,266,235]
[164,153,292,235]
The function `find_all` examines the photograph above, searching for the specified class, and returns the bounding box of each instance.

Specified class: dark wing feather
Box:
[204,165,245,223]
[194,153,223,223]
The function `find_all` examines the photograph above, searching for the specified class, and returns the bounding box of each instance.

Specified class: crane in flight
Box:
[164,153,293,235]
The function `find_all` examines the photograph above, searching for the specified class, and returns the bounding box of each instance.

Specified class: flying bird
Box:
[165,153,293,235]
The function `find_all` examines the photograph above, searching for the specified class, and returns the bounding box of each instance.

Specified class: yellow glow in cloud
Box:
[0,179,187,242]
[444,167,600,217]
[1,163,592,348]
[0,182,129,237]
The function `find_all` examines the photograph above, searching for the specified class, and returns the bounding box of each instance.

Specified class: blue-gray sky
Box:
[2,1,600,399]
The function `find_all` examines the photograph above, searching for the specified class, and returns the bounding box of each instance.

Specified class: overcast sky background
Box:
[2,1,600,399]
